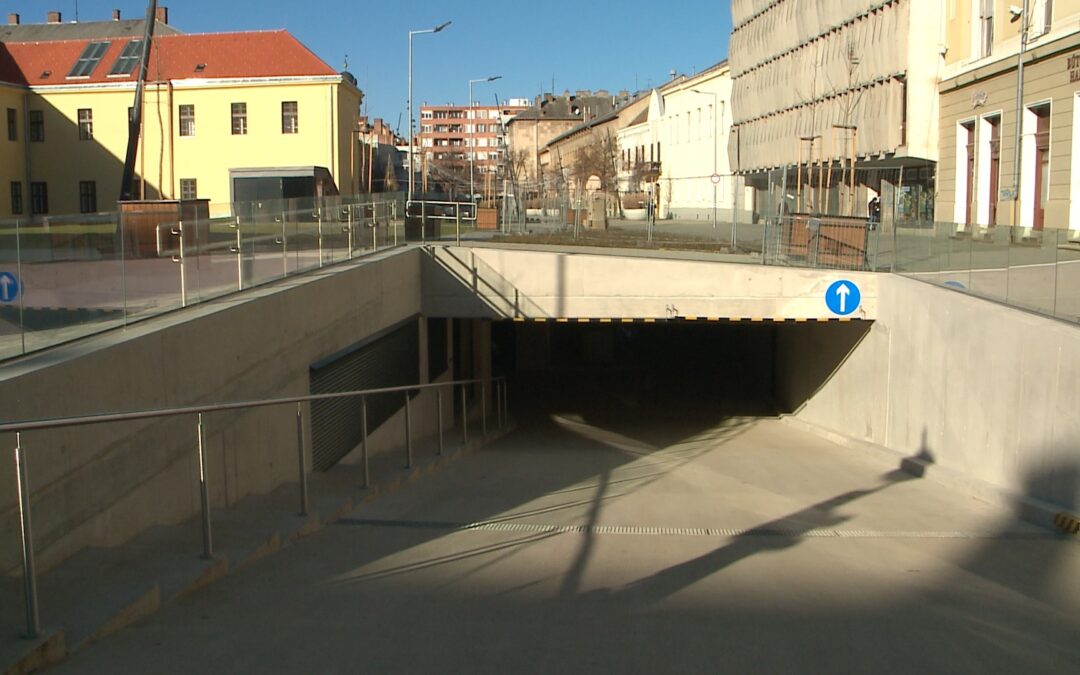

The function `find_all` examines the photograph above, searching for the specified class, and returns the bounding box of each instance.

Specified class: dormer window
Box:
[68,41,111,78]
[108,40,144,76]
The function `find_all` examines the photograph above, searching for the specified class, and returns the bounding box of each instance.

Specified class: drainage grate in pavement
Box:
[336,518,1056,540]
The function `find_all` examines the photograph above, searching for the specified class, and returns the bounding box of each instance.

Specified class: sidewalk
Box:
[1,423,513,675]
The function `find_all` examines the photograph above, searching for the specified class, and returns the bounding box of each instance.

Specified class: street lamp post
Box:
[691,88,722,238]
[408,21,451,206]
[468,76,502,204]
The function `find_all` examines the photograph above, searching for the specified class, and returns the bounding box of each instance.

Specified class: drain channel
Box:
[336,518,1054,540]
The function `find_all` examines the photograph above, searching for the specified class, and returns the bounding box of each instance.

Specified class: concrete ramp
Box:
[423,245,878,322]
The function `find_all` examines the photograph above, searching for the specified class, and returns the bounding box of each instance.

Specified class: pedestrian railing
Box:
[0,193,406,362]
[1,375,510,639]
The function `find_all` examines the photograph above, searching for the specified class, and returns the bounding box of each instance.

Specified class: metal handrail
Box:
[7,374,510,639]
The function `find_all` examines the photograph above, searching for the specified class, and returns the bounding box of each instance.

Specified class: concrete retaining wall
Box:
[423,245,879,321]
[788,274,1080,515]
[0,249,426,574]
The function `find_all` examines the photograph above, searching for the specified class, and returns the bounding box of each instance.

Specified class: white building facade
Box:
[617,63,751,221]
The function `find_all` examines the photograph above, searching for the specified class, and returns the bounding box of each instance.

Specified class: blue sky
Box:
[8,1,732,131]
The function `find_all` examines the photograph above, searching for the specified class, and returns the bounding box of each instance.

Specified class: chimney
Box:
[112,9,121,21]
[155,7,168,24]
[7,13,19,25]
[47,11,61,24]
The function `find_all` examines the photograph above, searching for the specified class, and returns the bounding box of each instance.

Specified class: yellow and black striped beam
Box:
[510,317,864,324]
[1054,512,1080,536]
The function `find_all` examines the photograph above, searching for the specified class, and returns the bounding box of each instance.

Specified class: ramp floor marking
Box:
[336,518,1054,540]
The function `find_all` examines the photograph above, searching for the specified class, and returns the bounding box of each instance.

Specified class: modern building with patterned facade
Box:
[728,0,942,223]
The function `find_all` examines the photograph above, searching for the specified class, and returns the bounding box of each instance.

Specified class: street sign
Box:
[0,272,19,303]
[710,173,722,185]
[825,279,860,316]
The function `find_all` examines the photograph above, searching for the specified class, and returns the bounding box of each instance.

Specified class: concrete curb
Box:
[780,415,1076,537]
[1,422,516,675]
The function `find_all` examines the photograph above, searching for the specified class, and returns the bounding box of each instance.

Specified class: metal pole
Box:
[317,210,324,267]
[408,30,414,203]
[404,392,413,468]
[456,206,462,246]
[347,206,354,259]
[235,216,243,290]
[469,79,475,202]
[15,433,41,639]
[481,381,487,437]
[280,213,288,278]
[461,384,468,445]
[361,396,370,488]
[176,221,187,308]
[436,389,444,455]
[295,403,309,517]
[196,413,213,559]
[1011,0,1029,229]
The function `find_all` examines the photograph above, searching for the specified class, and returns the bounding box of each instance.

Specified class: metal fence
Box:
[0,193,406,360]
[763,215,883,271]
[1,375,510,639]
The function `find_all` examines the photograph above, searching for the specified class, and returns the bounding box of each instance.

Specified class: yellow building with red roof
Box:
[0,15,363,218]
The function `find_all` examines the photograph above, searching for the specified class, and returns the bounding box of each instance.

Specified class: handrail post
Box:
[461,384,468,446]
[296,403,309,517]
[14,433,41,639]
[361,396,370,488]
[197,413,213,559]
[481,381,487,438]
[456,205,462,246]
[404,392,413,468]
[436,389,444,455]
[496,380,504,429]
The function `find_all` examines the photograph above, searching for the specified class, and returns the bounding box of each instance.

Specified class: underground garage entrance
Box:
[490,319,873,441]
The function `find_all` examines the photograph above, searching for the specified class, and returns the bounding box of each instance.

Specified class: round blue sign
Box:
[825,280,861,316]
[0,272,19,303]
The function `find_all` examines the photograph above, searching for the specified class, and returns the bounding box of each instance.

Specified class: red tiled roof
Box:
[0,30,337,87]
[0,44,28,85]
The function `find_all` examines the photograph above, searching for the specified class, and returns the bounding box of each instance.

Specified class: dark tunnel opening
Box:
[487,320,874,443]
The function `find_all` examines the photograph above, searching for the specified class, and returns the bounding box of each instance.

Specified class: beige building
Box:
[938,0,1080,231]
[506,91,633,196]
[729,0,942,222]
[538,94,652,202]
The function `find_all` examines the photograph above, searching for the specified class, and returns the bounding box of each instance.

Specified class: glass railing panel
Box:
[119,209,185,322]
[1005,227,1060,316]
[1055,229,1080,323]
[15,213,126,353]
[967,225,1011,304]
[0,217,28,359]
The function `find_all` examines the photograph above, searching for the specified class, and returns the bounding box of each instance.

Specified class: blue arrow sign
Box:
[825,279,860,316]
[0,272,19,303]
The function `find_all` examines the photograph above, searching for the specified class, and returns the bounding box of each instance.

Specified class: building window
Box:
[108,39,144,76]
[29,110,44,142]
[231,102,247,135]
[10,182,22,215]
[6,108,15,141]
[30,182,48,215]
[68,41,111,78]
[78,108,93,140]
[282,101,298,134]
[1031,0,1053,35]
[1032,104,1051,230]
[79,181,97,213]
[179,104,195,137]
[978,0,994,58]
[180,179,197,200]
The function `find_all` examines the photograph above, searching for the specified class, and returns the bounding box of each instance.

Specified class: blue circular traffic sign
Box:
[0,272,19,303]
[825,280,860,316]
